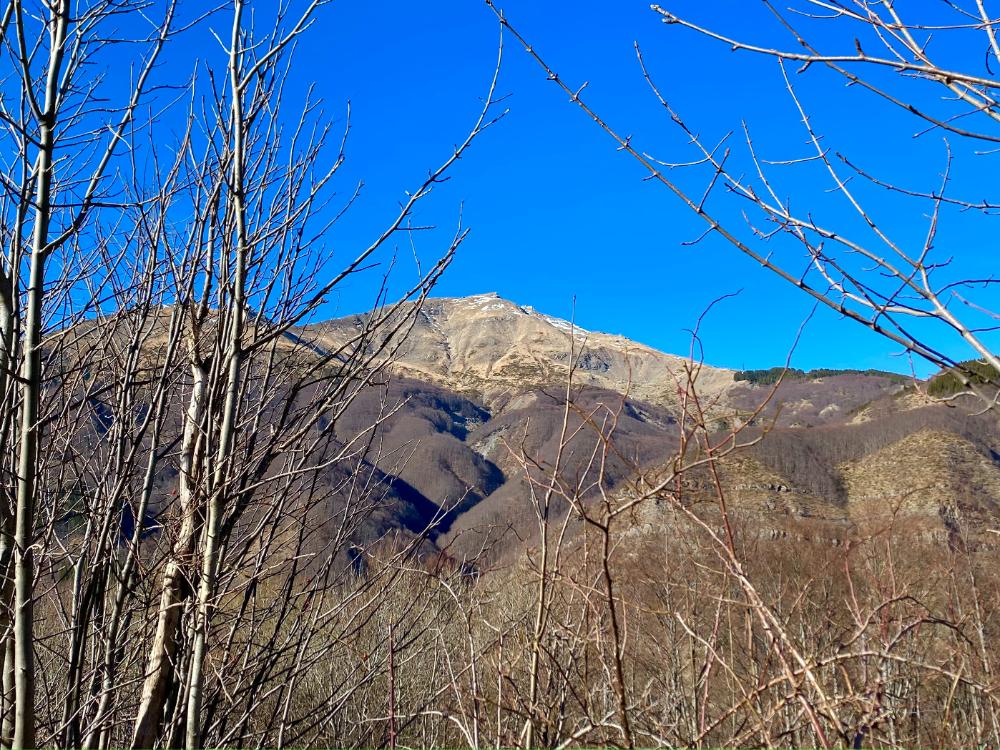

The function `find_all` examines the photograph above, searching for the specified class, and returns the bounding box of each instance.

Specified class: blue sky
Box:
[159,1,1000,376]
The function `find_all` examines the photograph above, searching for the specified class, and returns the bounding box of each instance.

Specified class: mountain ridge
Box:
[314,290,920,380]
[306,292,734,410]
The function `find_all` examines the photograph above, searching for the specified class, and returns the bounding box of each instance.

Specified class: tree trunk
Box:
[184,7,248,745]
[12,5,70,745]
[131,363,206,749]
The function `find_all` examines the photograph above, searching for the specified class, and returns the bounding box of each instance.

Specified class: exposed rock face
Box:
[304,293,735,409]
[840,429,1000,540]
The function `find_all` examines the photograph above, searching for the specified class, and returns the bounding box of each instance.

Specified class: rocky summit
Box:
[304,292,734,408]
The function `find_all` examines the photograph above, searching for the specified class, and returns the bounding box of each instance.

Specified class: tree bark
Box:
[13,5,69,745]
[131,363,206,749]
[185,6,249,745]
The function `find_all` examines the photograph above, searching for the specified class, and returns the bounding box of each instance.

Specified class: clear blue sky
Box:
[167,1,1000,376]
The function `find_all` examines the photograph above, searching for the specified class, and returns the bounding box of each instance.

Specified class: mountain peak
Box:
[308,293,734,407]
[429,293,592,335]
[302,294,919,427]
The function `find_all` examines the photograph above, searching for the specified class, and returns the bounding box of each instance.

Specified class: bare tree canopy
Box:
[489,0,1000,409]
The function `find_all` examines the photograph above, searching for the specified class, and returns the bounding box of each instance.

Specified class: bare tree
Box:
[2,2,996,748]
[124,4,507,747]
[487,0,1000,406]
[0,2,179,745]
[0,0,510,746]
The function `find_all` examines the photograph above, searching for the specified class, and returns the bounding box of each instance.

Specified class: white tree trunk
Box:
[131,362,206,749]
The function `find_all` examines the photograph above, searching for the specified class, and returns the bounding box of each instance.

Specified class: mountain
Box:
[290,294,1000,559]
[841,428,1000,541]
[303,293,735,409]
[73,294,1000,565]
[303,293,919,429]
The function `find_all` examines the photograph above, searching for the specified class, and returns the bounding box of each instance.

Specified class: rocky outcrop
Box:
[302,293,735,409]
